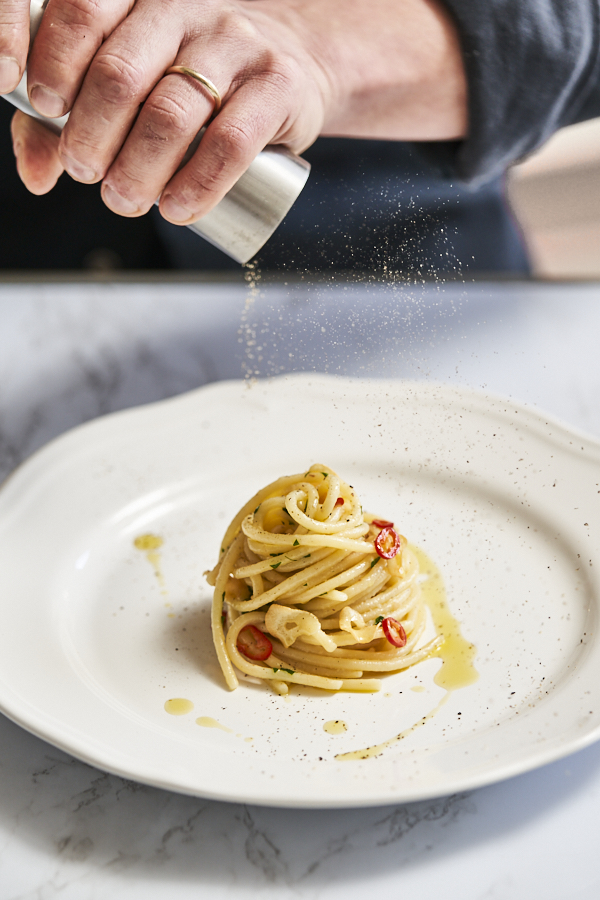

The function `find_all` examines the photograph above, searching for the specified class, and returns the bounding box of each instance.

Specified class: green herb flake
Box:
[370,559,379,569]
[321,472,328,478]
[293,539,299,546]
[375,615,384,625]
[270,561,282,570]
[222,592,226,601]
[303,554,311,559]
[254,505,260,514]
[272,667,295,676]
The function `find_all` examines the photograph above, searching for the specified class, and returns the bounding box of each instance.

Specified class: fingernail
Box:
[102,184,141,215]
[29,85,66,118]
[161,194,194,223]
[0,56,20,93]
[61,154,97,183]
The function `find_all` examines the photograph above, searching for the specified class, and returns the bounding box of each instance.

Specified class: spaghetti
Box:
[206,465,441,694]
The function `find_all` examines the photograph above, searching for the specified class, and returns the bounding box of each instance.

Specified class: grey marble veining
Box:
[2,709,600,900]
[1,279,600,900]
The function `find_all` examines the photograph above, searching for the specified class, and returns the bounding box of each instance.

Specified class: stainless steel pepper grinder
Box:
[1,0,310,264]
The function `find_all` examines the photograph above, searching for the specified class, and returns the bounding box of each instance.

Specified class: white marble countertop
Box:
[1,278,599,900]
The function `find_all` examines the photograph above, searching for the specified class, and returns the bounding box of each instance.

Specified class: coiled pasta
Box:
[206,465,441,694]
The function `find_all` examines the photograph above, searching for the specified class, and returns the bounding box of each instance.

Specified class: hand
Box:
[10,0,468,224]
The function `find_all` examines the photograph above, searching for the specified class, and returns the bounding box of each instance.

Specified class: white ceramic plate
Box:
[0,374,599,808]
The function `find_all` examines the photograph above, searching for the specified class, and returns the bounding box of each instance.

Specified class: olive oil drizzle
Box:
[164,698,194,715]
[413,545,478,692]
[196,716,233,733]
[323,719,348,735]
[134,533,166,590]
[336,546,478,761]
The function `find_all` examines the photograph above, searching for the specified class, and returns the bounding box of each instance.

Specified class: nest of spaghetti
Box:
[206,465,441,694]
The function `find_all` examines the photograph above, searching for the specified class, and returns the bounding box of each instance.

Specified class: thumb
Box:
[11,109,64,194]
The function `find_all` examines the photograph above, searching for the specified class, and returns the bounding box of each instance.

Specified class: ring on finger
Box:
[165,66,222,116]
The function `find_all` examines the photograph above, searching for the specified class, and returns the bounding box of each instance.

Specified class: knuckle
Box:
[257,53,298,101]
[142,93,194,143]
[177,166,223,206]
[89,52,145,106]
[209,118,255,164]
[0,1,28,28]
[53,0,101,29]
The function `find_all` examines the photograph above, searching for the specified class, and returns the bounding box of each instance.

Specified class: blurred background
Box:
[4,100,594,280]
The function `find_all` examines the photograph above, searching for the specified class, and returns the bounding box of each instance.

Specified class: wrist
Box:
[269,0,468,142]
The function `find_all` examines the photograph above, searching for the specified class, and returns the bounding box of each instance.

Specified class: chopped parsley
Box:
[222,592,225,601]
[370,559,379,569]
[254,505,260,514]
[321,472,328,478]
[272,667,295,675]
[270,561,282,569]
[293,539,299,546]
[375,615,384,625]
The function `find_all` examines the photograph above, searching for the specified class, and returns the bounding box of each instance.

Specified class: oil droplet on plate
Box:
[195,716,233,733]
[134,534,163,552]
[324,720,347,735]
[411,685,426,693]
[134,533,166,591]
[164,698,194,716]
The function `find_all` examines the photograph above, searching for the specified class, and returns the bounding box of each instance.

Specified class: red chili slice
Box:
[381,616,407,648]
[374,524,401,558]
[237,625,273,661]
[372,519,394,528]
[335,497,345,506]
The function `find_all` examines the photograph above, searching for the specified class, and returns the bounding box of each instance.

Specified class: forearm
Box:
[254,0,468,142]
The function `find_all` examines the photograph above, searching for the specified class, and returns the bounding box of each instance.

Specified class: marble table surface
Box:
[1,277,599,900]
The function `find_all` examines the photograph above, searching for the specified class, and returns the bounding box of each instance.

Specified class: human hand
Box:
[10,0,468,224]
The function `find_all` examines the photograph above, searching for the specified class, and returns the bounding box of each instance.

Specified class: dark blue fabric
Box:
[431,0,600,184]
[157,138,530,274]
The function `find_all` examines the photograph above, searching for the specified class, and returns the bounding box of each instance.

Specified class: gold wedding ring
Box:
[165,65,222,115]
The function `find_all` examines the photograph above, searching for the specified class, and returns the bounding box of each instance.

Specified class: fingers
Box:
[158,81,288,224]
[0,0,30,93]
[100,71,217,216]
[58,0,185,184]
[11,110,64,194]
[28,0,134,118]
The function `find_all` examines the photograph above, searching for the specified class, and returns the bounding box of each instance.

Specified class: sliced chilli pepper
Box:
[372,519,394,528]
[374,524,401,559]
[335,497,345,506]
[237,625,273,661]
[381,616,407,648]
